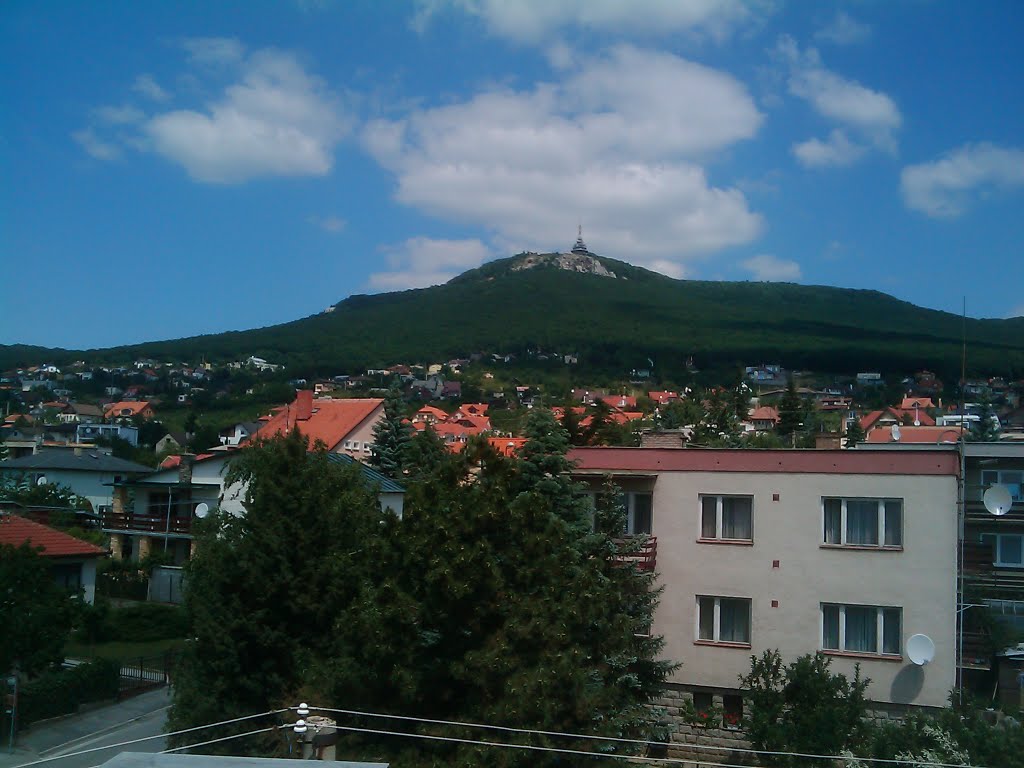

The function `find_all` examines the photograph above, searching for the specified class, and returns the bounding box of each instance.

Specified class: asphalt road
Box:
[1,689,170,768]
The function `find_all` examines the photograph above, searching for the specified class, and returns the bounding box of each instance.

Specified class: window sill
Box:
[697,538,754,546]
[820,544,903,552]
[694,640,752,650]
[821,649,903,663]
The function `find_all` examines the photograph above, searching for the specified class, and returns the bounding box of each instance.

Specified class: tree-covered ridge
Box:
[4,252,1023,380]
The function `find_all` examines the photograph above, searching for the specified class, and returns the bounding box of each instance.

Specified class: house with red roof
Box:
[864,425,964,444]
[749,406,780,431]
[0,514,106,603]
[601,394,638,411]
[648,391,680,406]
[254,390,385,459]
[412,405,449,425]
[104,401,156,421]
[900,396,937,411]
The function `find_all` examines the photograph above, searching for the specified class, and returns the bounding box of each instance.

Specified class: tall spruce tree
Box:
[370,379,413,479]
[777,380,804,439]
[844,417,866,448]
[167,430,385,751]
[314,409,675,768]
[968,394,1000,442]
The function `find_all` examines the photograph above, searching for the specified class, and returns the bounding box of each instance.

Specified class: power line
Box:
[161,727,278,754]
[327,722,769,768]
[308,705,983,768]
[12,709,288,768]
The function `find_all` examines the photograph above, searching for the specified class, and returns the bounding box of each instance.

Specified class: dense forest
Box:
[4,254,1023,382]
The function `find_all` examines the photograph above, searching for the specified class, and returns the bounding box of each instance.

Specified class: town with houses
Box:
[2,345,1024,764]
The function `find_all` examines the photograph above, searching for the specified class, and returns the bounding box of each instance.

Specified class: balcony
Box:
[613,535,657,572]
[101,510,194,536]
[961,541,1024,600]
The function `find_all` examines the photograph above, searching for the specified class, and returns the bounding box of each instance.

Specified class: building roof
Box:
[255,397,384,450]
[750,406,780,422]
[864,425,964,444]
[569,447,959,476]
[0,514,106,558]
[325,453,405,493]
[901,396,937,410]
[0,451,153,474]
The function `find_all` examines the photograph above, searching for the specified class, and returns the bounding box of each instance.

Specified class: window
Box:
[980,533,1024,568]
[821,603,901,656]
[700,495,753,541]
[696,596,751,645]
[627,492,653,535]
[981,470,1023,502]
[722,694,743,729]
[823,498,902,548]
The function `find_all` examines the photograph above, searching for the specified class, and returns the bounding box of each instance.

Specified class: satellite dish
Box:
[907,634,935,666]
[36,475,48,486]
[194,503,210,519]
[891,424,901,442]
[984,485,1013,517]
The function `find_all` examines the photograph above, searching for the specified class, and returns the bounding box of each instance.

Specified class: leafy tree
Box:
[0,478,92,511]
[167,430,386,751]
[659,397,703,430]
[740,650,870,767]
[370,380,413,479]
[967,394,1000,442]
[0,543,76,676]
[315,409,674,768]
[844,418,866,447]
[401,424,451,483]
[777,380,803,439]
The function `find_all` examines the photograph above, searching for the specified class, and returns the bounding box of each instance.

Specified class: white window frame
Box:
[981,533,1024,568]
[822,498,903,548]
[981,470,1023,502]
[695,595,752,645]
[699,494,753,541]
[820,603,902,656]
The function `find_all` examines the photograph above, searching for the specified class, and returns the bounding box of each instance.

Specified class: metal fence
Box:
[118,652,179,698]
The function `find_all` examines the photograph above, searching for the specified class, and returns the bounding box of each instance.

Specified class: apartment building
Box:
[569,447,959,709]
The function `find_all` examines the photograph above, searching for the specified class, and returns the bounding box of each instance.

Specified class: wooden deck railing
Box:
[101,511,193,535]
[613,536,657,572]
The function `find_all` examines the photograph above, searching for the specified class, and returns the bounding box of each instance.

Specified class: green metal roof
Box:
[325,452,406,493]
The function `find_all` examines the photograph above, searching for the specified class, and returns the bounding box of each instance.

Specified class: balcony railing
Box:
[961,541,1024,600]
[613,536,657,572]
[101,511,193,535]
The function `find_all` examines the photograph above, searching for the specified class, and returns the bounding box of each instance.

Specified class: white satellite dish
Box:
[906,633,935,666]
[890,424,901,442]
[194,503,210,519]
[36,475,48,486]
[983,485,1013,517]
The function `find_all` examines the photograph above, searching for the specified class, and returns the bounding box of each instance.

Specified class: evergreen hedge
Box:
[17,659,120,728]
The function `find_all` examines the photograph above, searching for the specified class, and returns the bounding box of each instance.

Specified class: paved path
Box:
[1,688,170,768]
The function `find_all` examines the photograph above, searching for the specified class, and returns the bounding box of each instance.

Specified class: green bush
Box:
[74,601,189,643]
[16,659,120,728]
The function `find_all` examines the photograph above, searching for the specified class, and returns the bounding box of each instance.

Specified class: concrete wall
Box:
[579,462,958,708]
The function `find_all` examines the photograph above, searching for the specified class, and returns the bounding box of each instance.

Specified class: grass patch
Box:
[65,637,187,661]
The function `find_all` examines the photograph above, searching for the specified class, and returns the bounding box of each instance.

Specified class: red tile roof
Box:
[648,391,679,404]
[864,425,964,444]
[104,401,154,418]
[0,515,106,558]
[901,397,936,410]
[254,397,384,450]
[750,406,780,422]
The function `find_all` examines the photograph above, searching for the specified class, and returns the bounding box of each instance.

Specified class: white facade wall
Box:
[577,457,958,709]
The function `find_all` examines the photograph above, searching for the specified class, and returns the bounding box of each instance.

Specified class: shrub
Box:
[16,659,120,728]
[107,603,189,642]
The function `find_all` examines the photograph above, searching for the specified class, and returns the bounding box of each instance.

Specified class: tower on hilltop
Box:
[571,224,590,255]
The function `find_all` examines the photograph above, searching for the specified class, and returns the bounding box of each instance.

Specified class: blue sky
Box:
[2,1,1023,349]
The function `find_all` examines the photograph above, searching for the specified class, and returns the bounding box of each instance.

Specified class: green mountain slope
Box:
[4,253,1023,380]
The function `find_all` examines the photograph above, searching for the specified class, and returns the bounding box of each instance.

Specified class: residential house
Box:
[648,391,680,406]
[412,405,449,426]
[105,450,405,564]
[218,421,262,447]
[0,513,106,603]
[77,422,140,446]
[253,391,385,459]
[748,406,779,432]
[864,425,964,444]
[58,402,105,424]
[0,450,154,513]
[569,447,959,709]
[104,401,156,421]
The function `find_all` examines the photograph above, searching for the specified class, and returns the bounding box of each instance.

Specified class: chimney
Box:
[178,453,195,485]
[295,390,314,421]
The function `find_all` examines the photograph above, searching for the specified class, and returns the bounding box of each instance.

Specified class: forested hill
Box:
[4,252,1024,381]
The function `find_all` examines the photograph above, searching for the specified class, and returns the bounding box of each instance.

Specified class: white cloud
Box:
[365,45,763,273]
[413,0,758,43]
[369,237,492,290]
[792,129,865,168]
[741,254,801,281]
[72,129,120,160]
[309,215,347,233]
[776,36,900,158]
[145,48,350,183]
[94,104,145,124]
[133,74,169,102]
[815,11,870,46]
[901,143,1024,218]
[182,37,246,66]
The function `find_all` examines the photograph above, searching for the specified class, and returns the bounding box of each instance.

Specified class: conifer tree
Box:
[370,379,413,479]
[968,394,1000,442]
[777,379,804,439]
[317,409,674,768]
[844,417,866,448]
[167,430,384,751]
